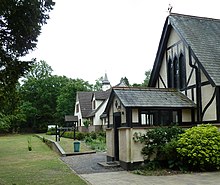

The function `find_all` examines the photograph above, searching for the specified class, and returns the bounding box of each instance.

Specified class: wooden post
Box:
[55,124,58,142]
[73,123,76,140]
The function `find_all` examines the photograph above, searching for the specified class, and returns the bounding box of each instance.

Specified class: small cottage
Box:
[104,87,195,169]
[74,73,111,132]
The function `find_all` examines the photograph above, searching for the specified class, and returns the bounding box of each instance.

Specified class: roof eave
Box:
[148,17,171,87]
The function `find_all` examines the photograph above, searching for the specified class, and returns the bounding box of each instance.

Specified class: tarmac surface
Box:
[61,152,220,185]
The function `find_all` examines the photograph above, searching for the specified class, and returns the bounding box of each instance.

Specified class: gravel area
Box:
[61,152,124,174]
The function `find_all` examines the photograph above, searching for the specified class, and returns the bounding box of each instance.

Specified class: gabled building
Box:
[104,13,220,170]
[74,73,111,132]
[149,13,220,124]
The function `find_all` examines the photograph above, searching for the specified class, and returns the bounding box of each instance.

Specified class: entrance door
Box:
[113,112,121,161]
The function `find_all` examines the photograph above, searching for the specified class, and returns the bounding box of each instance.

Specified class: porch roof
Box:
[65,115,78,122]
[113,87,196,108]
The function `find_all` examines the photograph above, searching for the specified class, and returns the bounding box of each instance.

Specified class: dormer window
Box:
[93,100,96,109]
[76,104,79,113]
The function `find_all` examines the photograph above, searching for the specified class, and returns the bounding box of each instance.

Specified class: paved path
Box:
[61,152,124,174]
[61,152,220,185]
[81,171,220,185]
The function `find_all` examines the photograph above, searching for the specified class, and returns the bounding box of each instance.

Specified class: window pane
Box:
[141,114,146,125]
[160,111,170,126]
[172,111,178,123]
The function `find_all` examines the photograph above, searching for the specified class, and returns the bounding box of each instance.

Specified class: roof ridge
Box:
[170,13,220,21]
[113,87,178,92]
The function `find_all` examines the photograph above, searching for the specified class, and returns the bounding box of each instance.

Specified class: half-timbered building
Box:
[104,13,220,170]
[149,13,220,124]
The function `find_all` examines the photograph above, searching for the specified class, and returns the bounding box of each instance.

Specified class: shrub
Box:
[176,124,220,171]
[133,126,184,161]
[83,119,91,128]
[84,132,106,151]
[46,127,56,135]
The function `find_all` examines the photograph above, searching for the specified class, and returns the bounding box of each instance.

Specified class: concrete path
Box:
[61,152,220,185]
[81,171,220,185]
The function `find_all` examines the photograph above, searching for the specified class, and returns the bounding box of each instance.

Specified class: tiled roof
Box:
[94,89,111,100]
[77,92,93,117]
[77,90,111,118]
[114,87,196,108]
[170,14,220,86]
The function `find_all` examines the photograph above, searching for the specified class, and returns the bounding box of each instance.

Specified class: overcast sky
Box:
[23,0,220,86]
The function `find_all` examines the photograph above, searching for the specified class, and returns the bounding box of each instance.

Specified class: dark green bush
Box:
[46,127,56,135]
[133,126,184,161]
[90,132,97,139]
[176,124,220,171]
[84,131,106,151]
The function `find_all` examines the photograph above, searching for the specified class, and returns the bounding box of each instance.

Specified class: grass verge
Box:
[0,134,87,185]
[39,134,92,153]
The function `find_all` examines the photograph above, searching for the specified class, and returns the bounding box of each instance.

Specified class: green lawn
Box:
[0,135,87,185]
[39,134,93,153]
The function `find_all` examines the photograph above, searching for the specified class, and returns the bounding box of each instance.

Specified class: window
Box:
[173,56,179,89]
[140,110,180,126]
[76,104,79,113]
[141,113,154,126]
[168,58,173,88]
[179,54,186,90]
[92,100,96,109]
[167,53,186,90]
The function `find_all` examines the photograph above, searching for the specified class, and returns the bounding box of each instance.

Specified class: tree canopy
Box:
[0,0,55,132]
[18,61,93,132]
[0,0,55,111]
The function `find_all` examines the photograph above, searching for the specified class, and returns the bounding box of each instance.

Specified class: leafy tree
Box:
[20,75,70,132]
[0,0,55,132]
[93,77,103,91]
[0,0,55,59]
[142,69,151,87]
[19,59,94,132]
[132,83,142,87]
[0,113,11,133]
[120,77,130,86]
[56,78,92,125]
[24,60,53,80]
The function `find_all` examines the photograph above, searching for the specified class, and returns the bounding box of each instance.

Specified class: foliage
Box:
[46,127,56,135]
[62,131,89,141]
[24,60,53,80]
[56,78,92,124]
[60,131,106,151]
[84,132,106,151]
[27,136,32,151]
[0,0,55,116]
[93,77,103,91]
[0,0,55,133]
[0,0,55,58]
[133,126,183,160]
[83,119,91,128]
[0,113,11,132]
[120,77,130,86]
[131,69,151,87]
[133,126,184,171]
[17,60,94,132]
[20,75,70,132]
[142,69,151,87]
[176,124,220,171]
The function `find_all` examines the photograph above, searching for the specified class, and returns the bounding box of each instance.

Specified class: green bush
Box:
[84,132,106,151]
[46,127,56,135]
[133,126,184,161]
[176,124,220,171]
